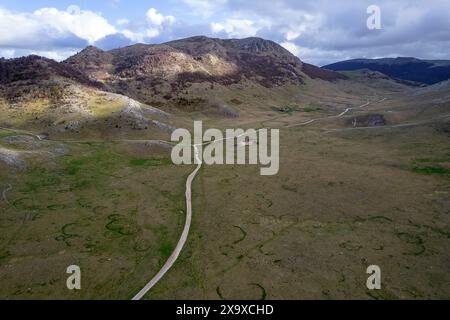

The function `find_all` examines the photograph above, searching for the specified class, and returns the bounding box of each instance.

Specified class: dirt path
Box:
[132,145,202,300]
[2,184,12,205]
[324,113,450,133]
[0,126,42,140]
[2,98,386,299]
[132,126,278,299]
[286,98,385,128]
[131,97,390,299]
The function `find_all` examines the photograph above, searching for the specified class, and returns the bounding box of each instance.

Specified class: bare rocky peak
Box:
[64,36,310,88]
[229,37,290,54]
[64,46,114,81]
[0,36,345,109]
[56,36,347,106]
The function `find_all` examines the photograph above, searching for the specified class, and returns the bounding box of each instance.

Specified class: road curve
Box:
[286,98,384,128]
[0,126,42,140]
[132,131,271,299]
[132,97,388,299]
[324,113,450,133]
[2,96,387,300]
[132,145,202,300]
[2,184,12,205]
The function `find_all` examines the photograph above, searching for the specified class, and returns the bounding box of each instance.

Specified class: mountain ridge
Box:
[322,57,450,85]
[61,36,346,106]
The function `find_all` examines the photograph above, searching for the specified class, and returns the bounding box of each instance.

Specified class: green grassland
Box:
[0,139,192,299]
[144,119,449,299]
[1,77,449,300]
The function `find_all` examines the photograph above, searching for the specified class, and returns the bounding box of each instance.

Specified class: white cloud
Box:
[118,8,176,40]
[34,6,116,43]
[146,8,175,27]
[2,0,450,65]
[281,42,301,56]
[121,29,145,43]
[117,18,129,26]
[183,0,227,18]
[0,49,15,58]
[29,49,79,61]
[146,28,161,38]
[0,6,116,48]
[211,18,271,38]
[0,48,79,61]
[281,13,323,41]
[281,42,358,66]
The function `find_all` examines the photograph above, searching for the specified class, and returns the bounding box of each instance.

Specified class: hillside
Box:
[322,57,450,85]
[1,35,450,301]
[0,55,176,138]
[64,36,345,106]
[0,55,103,102]
[0,36,354,137]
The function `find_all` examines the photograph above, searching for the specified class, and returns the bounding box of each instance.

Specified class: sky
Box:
[0,0,449,66]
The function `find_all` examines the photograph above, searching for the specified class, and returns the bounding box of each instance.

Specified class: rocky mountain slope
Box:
[0,55,175,137]
[322,57,450,85]
[0,55,103,102]
[64,36,345,105]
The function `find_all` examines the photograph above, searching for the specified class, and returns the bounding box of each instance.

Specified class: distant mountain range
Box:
[322,57,450,85]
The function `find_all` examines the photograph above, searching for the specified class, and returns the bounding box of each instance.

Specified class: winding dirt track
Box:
[132,145,202,300]
[2,184,12,205]
[0,126,42,140]
[131,97,387,299]
[286,98,384,128]
[1,99,386,299]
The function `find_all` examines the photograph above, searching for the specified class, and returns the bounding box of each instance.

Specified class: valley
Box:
[0,36,449,300]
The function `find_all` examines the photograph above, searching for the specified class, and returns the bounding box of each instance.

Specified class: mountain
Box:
[0,54,104,108]
[61,46,115,83]
[0,55,174,136]
[411,79,450,104]
[0,36,347,134]
[0,55,102,92]
[322,57,450,85]
[64,36,345,106]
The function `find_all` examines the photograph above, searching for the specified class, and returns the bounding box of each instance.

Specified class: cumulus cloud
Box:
[280,42,301,56]
[1,1,450,65]
[183,0,227,18]
[107,7,176,44]
[117,18,129,26]
[146,8,175,26]
[0,6,115,49]
[29,49,80,61]
[0,5,179,59]
[211,19,271,38]
[212,0,450,65]
[144,8,176,38]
